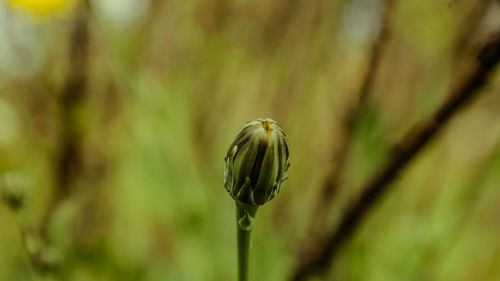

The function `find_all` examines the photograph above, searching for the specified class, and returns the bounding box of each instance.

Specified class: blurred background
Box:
[1,0,500,280]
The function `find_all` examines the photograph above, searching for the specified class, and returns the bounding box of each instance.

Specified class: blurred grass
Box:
[1,0,500,280]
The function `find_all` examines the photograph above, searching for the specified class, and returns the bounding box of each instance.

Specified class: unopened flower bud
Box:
[224,118,290,206]
[1,171,28,211]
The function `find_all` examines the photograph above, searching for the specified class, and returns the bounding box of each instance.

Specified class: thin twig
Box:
[40,2,90,244]
[313,0,395,224]
[289,31,500,281]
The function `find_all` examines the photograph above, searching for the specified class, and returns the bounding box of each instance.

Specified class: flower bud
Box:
[1,171,28,211]
[224,118,290,206]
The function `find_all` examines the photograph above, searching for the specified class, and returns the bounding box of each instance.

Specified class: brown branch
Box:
[16,4,92,276]
[40,2,90,244]
[288,31,500,281]
[314,0,395,222]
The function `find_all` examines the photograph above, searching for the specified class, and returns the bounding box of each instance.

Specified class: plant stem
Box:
[235,202,258,281]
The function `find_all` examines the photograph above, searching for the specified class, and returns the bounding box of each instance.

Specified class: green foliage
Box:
[0,0,500,281]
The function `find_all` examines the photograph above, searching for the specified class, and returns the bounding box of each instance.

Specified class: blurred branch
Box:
[312,0,395,227]
[288,31,500,281]
[40,1,90,248]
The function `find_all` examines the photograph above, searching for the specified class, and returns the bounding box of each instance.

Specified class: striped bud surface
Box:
[224,118,290,206]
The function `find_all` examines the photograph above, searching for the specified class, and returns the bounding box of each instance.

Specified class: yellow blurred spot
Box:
[9,0,74,15]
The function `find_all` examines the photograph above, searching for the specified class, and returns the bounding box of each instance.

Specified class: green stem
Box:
[235,202,258,281]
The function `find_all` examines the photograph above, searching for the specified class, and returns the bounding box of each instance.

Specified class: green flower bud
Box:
[224,118,290,206]
[1,171,28,211]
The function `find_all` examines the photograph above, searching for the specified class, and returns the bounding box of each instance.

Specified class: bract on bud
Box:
[224,118,290,206]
